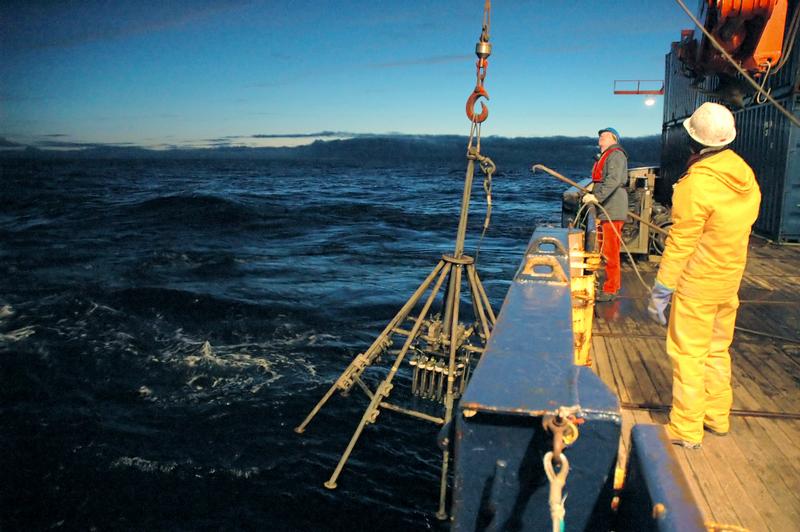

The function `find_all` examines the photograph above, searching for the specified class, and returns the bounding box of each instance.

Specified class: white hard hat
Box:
[683,102,736,147]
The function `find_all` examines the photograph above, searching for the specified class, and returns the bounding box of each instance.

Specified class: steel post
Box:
[436,262,463,520]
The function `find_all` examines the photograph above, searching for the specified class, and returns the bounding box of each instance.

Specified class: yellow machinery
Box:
[568,230,602,366]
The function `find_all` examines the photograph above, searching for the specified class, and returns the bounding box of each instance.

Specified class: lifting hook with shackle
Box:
[466,84,489,123]
[465,1,492,124]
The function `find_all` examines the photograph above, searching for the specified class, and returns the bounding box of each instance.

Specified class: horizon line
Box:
[0,131,661,153]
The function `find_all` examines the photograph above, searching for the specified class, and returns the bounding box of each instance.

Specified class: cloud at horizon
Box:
[0,136,23,147]
[0,131,662,157]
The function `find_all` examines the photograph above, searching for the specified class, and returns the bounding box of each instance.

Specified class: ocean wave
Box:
[1,160,562,530]
[126,194,266,226]
[129,249,241,280]
[297,200,457,234]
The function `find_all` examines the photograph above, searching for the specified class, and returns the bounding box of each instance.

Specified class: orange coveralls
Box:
[597,220,624,294]
[590,145,628,295]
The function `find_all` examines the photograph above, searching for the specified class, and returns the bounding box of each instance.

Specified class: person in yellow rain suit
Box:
[648,102,761,449]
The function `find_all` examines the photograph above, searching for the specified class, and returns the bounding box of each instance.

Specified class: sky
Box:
[0,1,692,150]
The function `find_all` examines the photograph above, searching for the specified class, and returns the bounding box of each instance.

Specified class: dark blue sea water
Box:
[0,158,573,530]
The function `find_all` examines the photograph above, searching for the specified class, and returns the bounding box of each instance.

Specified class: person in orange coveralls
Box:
[648,102,761,449]
[582,127,628,302]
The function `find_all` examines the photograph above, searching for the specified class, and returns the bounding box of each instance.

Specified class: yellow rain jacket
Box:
[657,148,761,443]
[656,149,761,302]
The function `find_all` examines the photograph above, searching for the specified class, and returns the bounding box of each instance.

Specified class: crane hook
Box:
[466,85,490,123]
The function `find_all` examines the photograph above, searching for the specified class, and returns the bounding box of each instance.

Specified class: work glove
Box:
[582,193,598,205]
[647,281,674,326]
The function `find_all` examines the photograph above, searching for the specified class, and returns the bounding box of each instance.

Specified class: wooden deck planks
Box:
[609,336,662,407]
[674,444,744,527]
[744,417,800,490]
[726,419,800,526]
[740,344,800,412]
[589,236,800,531]
[703,430,796,531]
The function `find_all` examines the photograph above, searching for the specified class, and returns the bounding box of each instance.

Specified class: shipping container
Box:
[733,94,800,241]
[660,95,800,242]
[657,123,691,203]
[663,45,698,125]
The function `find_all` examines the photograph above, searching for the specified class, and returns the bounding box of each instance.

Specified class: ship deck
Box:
[590,236,800,531]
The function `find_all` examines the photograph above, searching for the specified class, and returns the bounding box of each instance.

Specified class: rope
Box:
[473,152,495,265]
[543,451,569,532]
[571,200,600,251]
[583,197,800,343]
[774,1,800,72]
[531,164,668,237]
[705,521,752,532]
[536,162,798,342]
[730,326,800,344]
[673,0,800,128]
[482,0,491,39]
[466,0,494,266]
[586,199,651,291]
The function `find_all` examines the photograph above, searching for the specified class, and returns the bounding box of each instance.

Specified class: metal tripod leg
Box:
[472,266,497,326]
[436,263,463,520]
[442,263,458,336]
[466,263,492,341]
[294,260,446,434]
[323,262,453,489]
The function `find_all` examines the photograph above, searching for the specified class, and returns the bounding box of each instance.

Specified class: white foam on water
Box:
[225,467,261,479]
[0,325,36,343]
[166,330,326,381]
[111,456,191,474]
[138,385,154,399]
[141,331,337,405]
[86,301,122,316]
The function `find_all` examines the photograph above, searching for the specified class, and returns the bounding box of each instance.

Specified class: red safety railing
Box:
[613,80,665,95]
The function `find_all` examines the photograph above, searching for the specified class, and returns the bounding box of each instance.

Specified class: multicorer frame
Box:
[294,2,497,520]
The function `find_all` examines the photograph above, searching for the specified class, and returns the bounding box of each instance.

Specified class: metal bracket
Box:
[516,236,570,284]
[527,236,569,257]
[520,255,569,283]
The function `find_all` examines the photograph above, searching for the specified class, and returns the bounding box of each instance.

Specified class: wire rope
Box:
[674,0,800,128]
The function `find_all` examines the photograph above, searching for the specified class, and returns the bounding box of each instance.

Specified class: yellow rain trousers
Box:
[656,149,761,443]
[666,294,738,441]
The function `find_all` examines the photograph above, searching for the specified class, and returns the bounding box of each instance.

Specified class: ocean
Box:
[1,157,573,530]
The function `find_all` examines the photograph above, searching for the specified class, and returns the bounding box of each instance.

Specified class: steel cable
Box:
[674,0,800,128]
